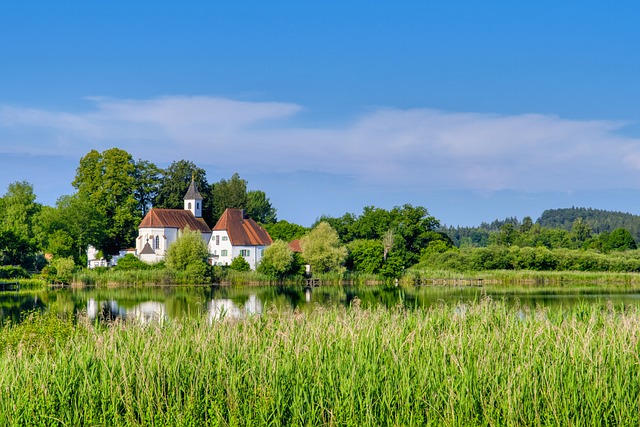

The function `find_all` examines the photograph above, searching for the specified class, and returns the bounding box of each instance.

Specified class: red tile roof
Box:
[139,208,211,233]
[213,209,272,246]
[289,239,302,253]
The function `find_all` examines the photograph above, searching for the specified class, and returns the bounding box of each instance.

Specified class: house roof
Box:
[139,208,211,233]
[213,209,272,246]
[289,239,302,253]
[183,179,203,200]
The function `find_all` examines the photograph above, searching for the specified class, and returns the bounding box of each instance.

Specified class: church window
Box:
[155,236,160,249]
[188,202,192,209]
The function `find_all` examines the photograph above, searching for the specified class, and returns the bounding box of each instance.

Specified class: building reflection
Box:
[207,294,262,322]
[87,298,166,324]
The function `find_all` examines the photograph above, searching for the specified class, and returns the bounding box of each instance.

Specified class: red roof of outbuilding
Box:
[289,239,302,253]
[139,208,211,233]
[213,209,272,246]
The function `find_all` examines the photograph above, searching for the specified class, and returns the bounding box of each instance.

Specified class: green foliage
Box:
[165,227,210,273]
[153,160,213,223]
[347,239,383,274]
[246,190,277,224]
[316,204,442,268]
[0,265,29,279]
[0,229,37,269]
[133,159,162,217]
[229,255,251,272]
[264,220,308,242]
[212,173,248,222]
[421,245,640,273]
[72,148,141,255]
[606,228,637,251]
[43,257,76,284]
[300,221,347,274]
[3,302,640,425]
[114,254,150,270]
[258,240,298,277]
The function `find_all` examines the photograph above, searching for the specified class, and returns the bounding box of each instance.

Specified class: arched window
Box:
[155,235,160,249]
[188,202,192,209]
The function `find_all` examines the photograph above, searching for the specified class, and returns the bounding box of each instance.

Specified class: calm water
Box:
[2,284,640,325]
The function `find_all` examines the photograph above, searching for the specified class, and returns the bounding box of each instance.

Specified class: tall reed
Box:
[1,300,639,426]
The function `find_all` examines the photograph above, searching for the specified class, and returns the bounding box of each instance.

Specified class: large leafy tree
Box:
[34,194,106,264]
[0,181,42,268]
[315,204,444,268]
[264,220,308,242]
[134,159,162,217]
[153,160,212,222]
[300,221,347,274]
[1,181,41,244]
[212,173,248,222]
[246,190,277,224]
[72,148,140,255]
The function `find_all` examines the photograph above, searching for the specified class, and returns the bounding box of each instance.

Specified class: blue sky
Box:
[2,1,640,227]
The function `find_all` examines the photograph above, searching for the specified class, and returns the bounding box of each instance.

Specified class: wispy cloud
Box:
[0,96,638,193]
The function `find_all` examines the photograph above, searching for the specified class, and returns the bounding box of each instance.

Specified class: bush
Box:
[229,256,251,272]
[114,254,149,271]
[0,265,29,279]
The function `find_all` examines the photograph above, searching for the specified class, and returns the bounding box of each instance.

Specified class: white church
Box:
[135,179,272,270]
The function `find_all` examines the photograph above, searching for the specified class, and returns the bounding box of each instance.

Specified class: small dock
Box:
[305,278,322,287]
[416,278,485,287]
[0,281,20,291]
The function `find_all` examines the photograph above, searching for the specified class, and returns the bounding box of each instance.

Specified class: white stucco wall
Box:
[208,231,267,270]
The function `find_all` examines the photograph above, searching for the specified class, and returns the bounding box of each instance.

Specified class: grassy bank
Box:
[1,300,639,426]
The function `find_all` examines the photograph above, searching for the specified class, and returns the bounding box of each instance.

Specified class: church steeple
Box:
[183,177,203,218]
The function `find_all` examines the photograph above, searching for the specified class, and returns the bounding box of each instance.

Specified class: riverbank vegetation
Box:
[1,299,639,426]
[5,147,640,286]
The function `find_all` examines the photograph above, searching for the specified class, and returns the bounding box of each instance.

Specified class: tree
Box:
[34,194,106,265]
[133,159,162,217]
[72,148,140,255]
[264,220,308,242]
[1,181,41,245]
[153,160,212,222]
[229,255,251,272]
[258,240,298,277]
[212,173,248,222]
[607,228,637,251]
[165,227,210,271]
[246,190,277,224]
[300,222,347,274]
[346,239,383,274]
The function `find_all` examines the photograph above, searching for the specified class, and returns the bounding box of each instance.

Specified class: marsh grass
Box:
[1,300,639,426]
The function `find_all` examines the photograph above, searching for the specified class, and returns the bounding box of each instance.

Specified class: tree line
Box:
[0,147,277,269]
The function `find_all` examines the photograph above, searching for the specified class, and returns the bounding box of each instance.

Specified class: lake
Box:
[2,284,640,325]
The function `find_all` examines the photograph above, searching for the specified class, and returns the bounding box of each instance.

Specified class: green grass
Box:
[0,300,639,426]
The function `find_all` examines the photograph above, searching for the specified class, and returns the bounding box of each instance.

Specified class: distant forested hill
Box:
[537,207,640,238]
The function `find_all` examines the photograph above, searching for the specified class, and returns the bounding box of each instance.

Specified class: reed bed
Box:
[1,300,639,426]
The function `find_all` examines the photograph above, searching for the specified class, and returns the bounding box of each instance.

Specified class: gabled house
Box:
[136,180,212,263]
[209,208,272,270]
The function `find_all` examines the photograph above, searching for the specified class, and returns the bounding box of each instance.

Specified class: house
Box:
[209,208,272,270]
[87,245,108,269]
[136,180,212,263]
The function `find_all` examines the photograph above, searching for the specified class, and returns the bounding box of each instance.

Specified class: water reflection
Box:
[3,284,640,325]
[208,294,263,322]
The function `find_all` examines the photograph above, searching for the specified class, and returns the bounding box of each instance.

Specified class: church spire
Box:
[183,177,203,218]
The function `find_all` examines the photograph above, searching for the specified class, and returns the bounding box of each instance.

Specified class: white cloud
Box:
[0,96,639,193]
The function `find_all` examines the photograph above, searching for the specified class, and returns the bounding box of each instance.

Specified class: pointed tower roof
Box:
[183,178,203,201]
